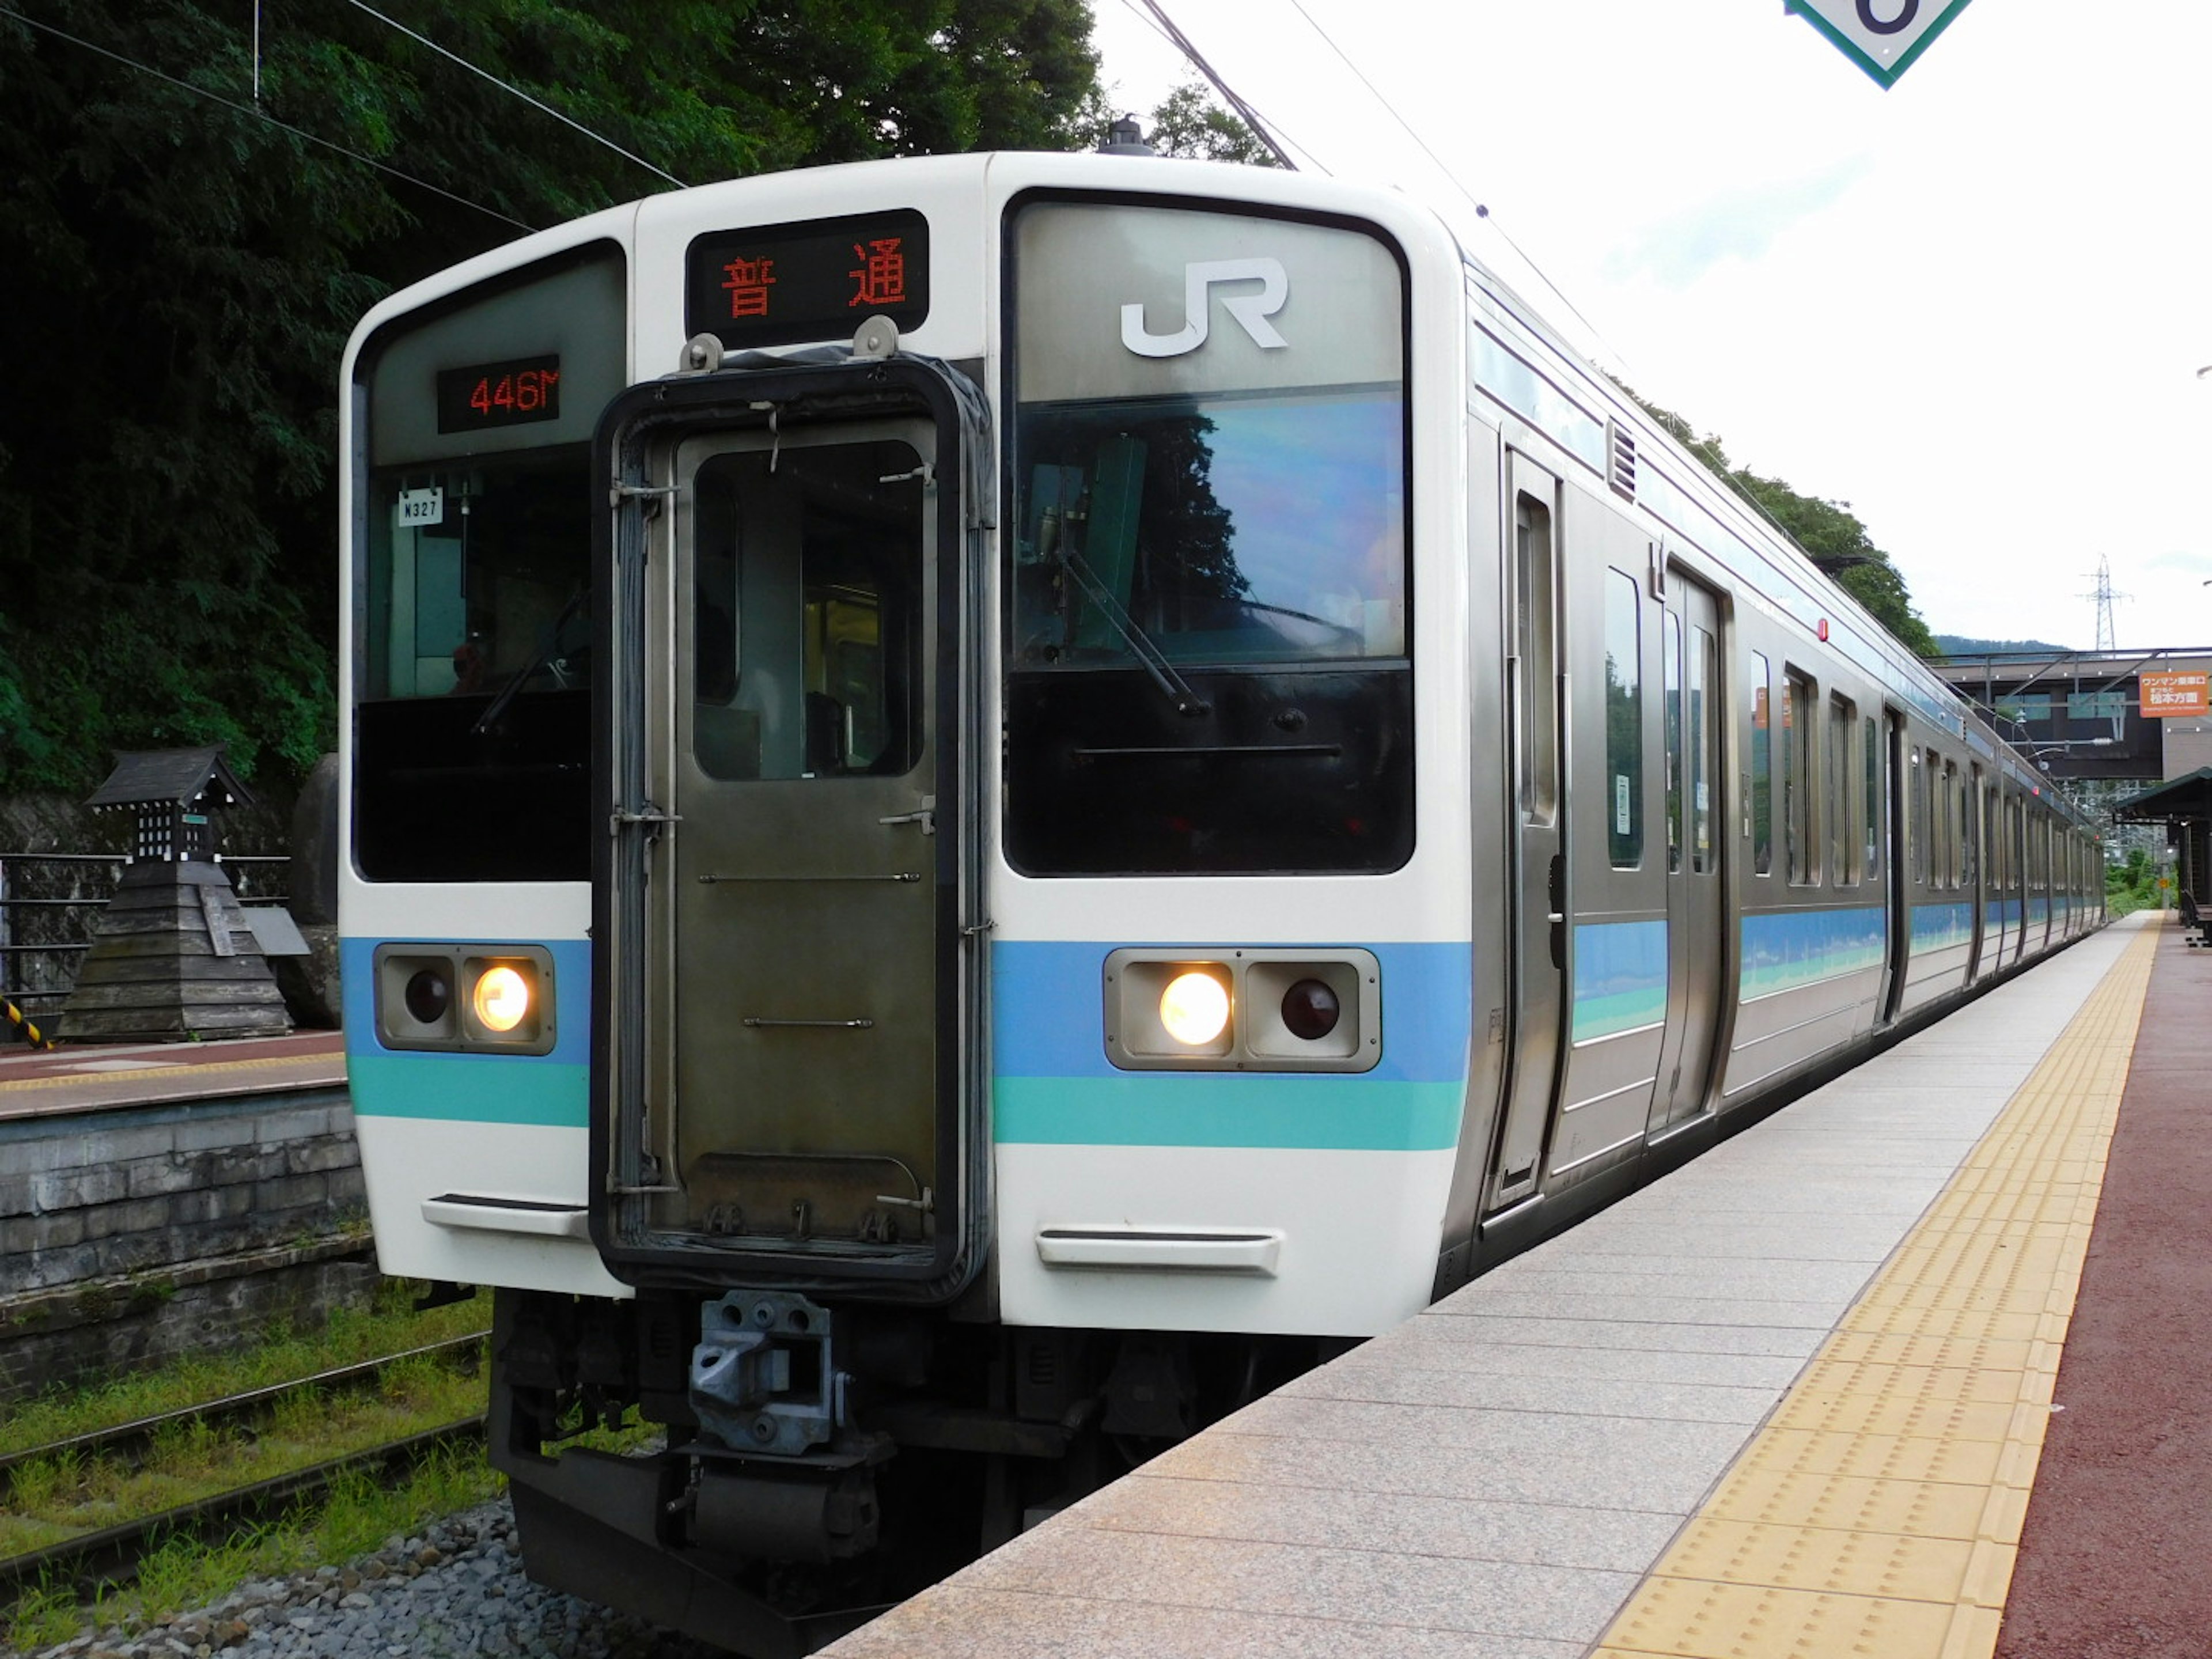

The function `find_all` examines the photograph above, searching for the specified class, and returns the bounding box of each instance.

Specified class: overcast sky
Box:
[1085,0,2212,654]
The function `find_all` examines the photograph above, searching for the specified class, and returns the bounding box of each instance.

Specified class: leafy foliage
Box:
[0,0,1098,793]
[2105,846,2166,918]
[1633,394,1939,657]
[1140,81,1281,166]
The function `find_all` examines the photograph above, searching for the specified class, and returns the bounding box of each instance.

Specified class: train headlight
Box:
[374,943,556,1054]
[1278,978,1342,1041]
[1104,949,1378,1071]
[403,967,452,1026]
[471,964,533,1033]
[1159,971,1232,1047]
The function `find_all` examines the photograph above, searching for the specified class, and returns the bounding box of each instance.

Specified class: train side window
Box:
[1931,755,1950,889]
[1515,493,1558,827]
[1604,568,1643,868]
[1946,762,1962,890]
[1663,610,1683,873]
[1944,762,1961,889]
[1830,694,1857,885]
[1863,715,1880,880]
[1910,749,1926,886]
[1691,625,1716,873]
[1784,668,1816,885]
[1749,650,1772,876]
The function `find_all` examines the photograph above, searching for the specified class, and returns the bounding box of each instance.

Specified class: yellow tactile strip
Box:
[1594,925,2158,1659]
[0,1050,342,1091]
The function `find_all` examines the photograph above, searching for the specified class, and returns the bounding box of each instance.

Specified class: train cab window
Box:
[1691,626,1717,873]
[1663,611,1683,873]
[1830,694,1858,885]
[1863,716,1881,880]
[1784,668,1815,885]
[1604,569,1643,868]
[1749,651,1772,876]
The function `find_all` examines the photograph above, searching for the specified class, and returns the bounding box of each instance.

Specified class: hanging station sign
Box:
[1784,0,1978,89]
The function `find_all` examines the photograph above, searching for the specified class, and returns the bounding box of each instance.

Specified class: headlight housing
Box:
[1103,948,1378,1071]
[375,943,556,1054]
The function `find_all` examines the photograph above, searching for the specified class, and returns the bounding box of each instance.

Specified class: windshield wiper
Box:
[472,587,588,736]
[1056,551,1209,718]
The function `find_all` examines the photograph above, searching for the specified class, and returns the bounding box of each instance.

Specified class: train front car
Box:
[340,156,1479,1655]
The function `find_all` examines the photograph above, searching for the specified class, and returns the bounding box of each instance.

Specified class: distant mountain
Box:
[1933,634,2073,657]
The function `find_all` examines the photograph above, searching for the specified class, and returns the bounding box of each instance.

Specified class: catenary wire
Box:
[0,6,535,232]
[1115,0,1329,172]
[338,0,687,190]
[1281,0,1627,367]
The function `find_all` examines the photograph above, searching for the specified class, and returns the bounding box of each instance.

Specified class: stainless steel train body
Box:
[338,150,2101,1652]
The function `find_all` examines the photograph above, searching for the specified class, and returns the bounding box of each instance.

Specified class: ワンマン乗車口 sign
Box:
[2139,671,2211,718]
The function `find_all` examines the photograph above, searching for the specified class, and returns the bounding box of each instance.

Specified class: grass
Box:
[2,1440,506,1654]
[0,1281,490,1459]
[0,1282,505,1654]
[0,1359,490,1558]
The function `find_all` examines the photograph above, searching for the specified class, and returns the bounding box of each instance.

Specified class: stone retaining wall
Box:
[0,1088,375,1402]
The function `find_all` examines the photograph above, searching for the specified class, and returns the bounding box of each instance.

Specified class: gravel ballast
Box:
[19,1499,725,1659]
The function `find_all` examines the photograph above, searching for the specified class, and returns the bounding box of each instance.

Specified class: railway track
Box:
[0,1331,490,1604]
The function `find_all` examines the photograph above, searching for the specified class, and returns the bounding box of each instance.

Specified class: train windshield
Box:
[1012,387,1404,671]
[351,242,626,881]
[1005,199,1412,875]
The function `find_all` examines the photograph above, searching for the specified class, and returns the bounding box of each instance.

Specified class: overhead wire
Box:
[0,5,534,232]
[337,0,687,191]
[1279,0,1629,369]
[1115,0,1327,172]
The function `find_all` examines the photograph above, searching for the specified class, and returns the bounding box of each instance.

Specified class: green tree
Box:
[1631,393,1939,657]
[1141,81,1281,166]
[0,0,1098,793]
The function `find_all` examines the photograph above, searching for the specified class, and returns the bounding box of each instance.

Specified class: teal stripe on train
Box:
[1571,919,1666,1041]
[349,1051,587,1127]
[992,940,1469,1152]
[1909,901,1975,956]
[994,1075,1464,1151]
[1740,904,1885,1000]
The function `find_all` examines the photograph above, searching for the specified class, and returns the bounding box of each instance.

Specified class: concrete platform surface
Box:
[822,915,2157,1659]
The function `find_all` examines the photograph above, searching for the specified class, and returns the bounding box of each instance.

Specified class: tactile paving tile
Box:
[1594,924,2158,1659]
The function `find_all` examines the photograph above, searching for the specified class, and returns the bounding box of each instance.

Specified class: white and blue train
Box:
[338,146,2101,1652]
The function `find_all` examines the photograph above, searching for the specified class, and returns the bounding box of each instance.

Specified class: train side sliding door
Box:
[1648,567,1725,1133]
[1486,452,1568,1210]
[1543,509,1666,1184]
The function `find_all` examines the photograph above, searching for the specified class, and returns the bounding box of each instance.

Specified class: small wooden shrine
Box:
[56,747,293,1042]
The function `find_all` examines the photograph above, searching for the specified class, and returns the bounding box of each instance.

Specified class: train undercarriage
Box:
[490,1286,1346,1657]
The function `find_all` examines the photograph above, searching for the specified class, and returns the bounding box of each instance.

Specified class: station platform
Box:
[824,910,2200,1659]
[0,1028,344,1120]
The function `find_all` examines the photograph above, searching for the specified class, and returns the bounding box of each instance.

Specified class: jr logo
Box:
[1120,258,1289,358]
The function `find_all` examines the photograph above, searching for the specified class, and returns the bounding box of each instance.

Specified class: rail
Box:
[0,1331,490,1603]
[0,851,290,1009]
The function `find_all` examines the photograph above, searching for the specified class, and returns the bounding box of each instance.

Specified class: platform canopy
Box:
[2113,767,2212,824]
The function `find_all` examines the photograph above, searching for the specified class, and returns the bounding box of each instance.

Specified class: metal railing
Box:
[0,851,290,1008]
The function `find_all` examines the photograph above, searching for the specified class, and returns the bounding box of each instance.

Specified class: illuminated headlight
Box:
[469,963,534,1035]
[374,943,556,1054]
[1159,971,1232,1047]
[1104,948,1378,1072]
